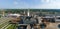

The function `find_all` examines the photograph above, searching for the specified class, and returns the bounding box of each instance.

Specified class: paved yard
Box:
[45,23,60,29]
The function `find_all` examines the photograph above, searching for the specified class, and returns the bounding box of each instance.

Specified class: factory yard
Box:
[1,15,60,29]
[1,16,60,29]
[0,9,60,29]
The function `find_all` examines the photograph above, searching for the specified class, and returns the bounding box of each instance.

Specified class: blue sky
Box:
[0,0,60,9]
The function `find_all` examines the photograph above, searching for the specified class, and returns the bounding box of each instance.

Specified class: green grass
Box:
[7,24,17,29]
[0,22,9,28]
[0,17,18,29]
[7,24,14,29]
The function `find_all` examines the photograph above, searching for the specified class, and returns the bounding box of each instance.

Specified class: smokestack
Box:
[27,9,30,16]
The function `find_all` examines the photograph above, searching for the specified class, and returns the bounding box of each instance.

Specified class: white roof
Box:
[43,16,54,18]
[56,16,60,17]
[8,14,20,17]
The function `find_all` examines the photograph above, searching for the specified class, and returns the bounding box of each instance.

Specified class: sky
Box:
[0,0,60,9]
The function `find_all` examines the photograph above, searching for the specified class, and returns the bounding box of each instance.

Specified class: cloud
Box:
[13,0,60,9]
[13,0,30,9]
[34,0,60,9]
[1,0,60,9]
[41,0,50,3]
[14,1,18,5]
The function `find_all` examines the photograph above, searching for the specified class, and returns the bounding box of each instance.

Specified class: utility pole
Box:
[24,10,25,14]
[55,12,56,22]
